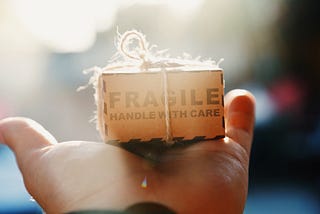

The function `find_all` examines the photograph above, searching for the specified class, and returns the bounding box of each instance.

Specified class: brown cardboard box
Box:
[99,68,225,143]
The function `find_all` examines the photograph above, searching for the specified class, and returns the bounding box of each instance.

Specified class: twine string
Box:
[119,30,148,61]
[161,67,173,143]
[119,30,173,144]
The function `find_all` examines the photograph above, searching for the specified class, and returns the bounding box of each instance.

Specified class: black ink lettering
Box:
[168,90,176,106]
[180,110,187,118]
[126,112,134,120]
[206,109,213,117]
[110,113,117,120]
[191,90,203,105]
[109,92,121,108]
[158,111,165,119]
[119,113,125,120]
[181,90,186,106]
[190,110,197,117]
[143,91,158,107]
[171,111,178,118]
[199,110,205,117]
[150,111,156,119]
[126,92,140,107]
[207,88,219,105]
[135,112,142,119]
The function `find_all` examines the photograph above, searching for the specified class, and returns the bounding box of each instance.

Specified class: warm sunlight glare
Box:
[10,0,118,53]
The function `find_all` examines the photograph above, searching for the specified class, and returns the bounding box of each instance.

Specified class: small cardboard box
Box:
[98,68,225,143]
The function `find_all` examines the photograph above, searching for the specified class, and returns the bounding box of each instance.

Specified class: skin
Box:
[0,89,255,214]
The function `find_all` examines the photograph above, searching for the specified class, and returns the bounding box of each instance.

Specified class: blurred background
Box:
[0,0,319,213]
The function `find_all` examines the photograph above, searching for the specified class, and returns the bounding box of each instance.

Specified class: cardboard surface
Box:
[100,69,225,143]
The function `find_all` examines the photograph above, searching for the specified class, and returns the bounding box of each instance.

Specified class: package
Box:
[84,30,225,145]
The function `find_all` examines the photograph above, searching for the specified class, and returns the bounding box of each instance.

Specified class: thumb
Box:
[0,117,56,167]
[225,90,256,155]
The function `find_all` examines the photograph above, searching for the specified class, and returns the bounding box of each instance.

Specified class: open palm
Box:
[0,90,255,214]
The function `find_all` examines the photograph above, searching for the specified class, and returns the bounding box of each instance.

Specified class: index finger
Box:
[0,117,56,163]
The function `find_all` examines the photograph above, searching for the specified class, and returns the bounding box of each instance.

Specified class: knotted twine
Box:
[80,30,223,144]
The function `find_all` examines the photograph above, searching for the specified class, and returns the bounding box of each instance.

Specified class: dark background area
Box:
[248,0,320,212]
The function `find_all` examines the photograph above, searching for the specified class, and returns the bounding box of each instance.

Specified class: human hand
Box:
[0,89,255,214]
